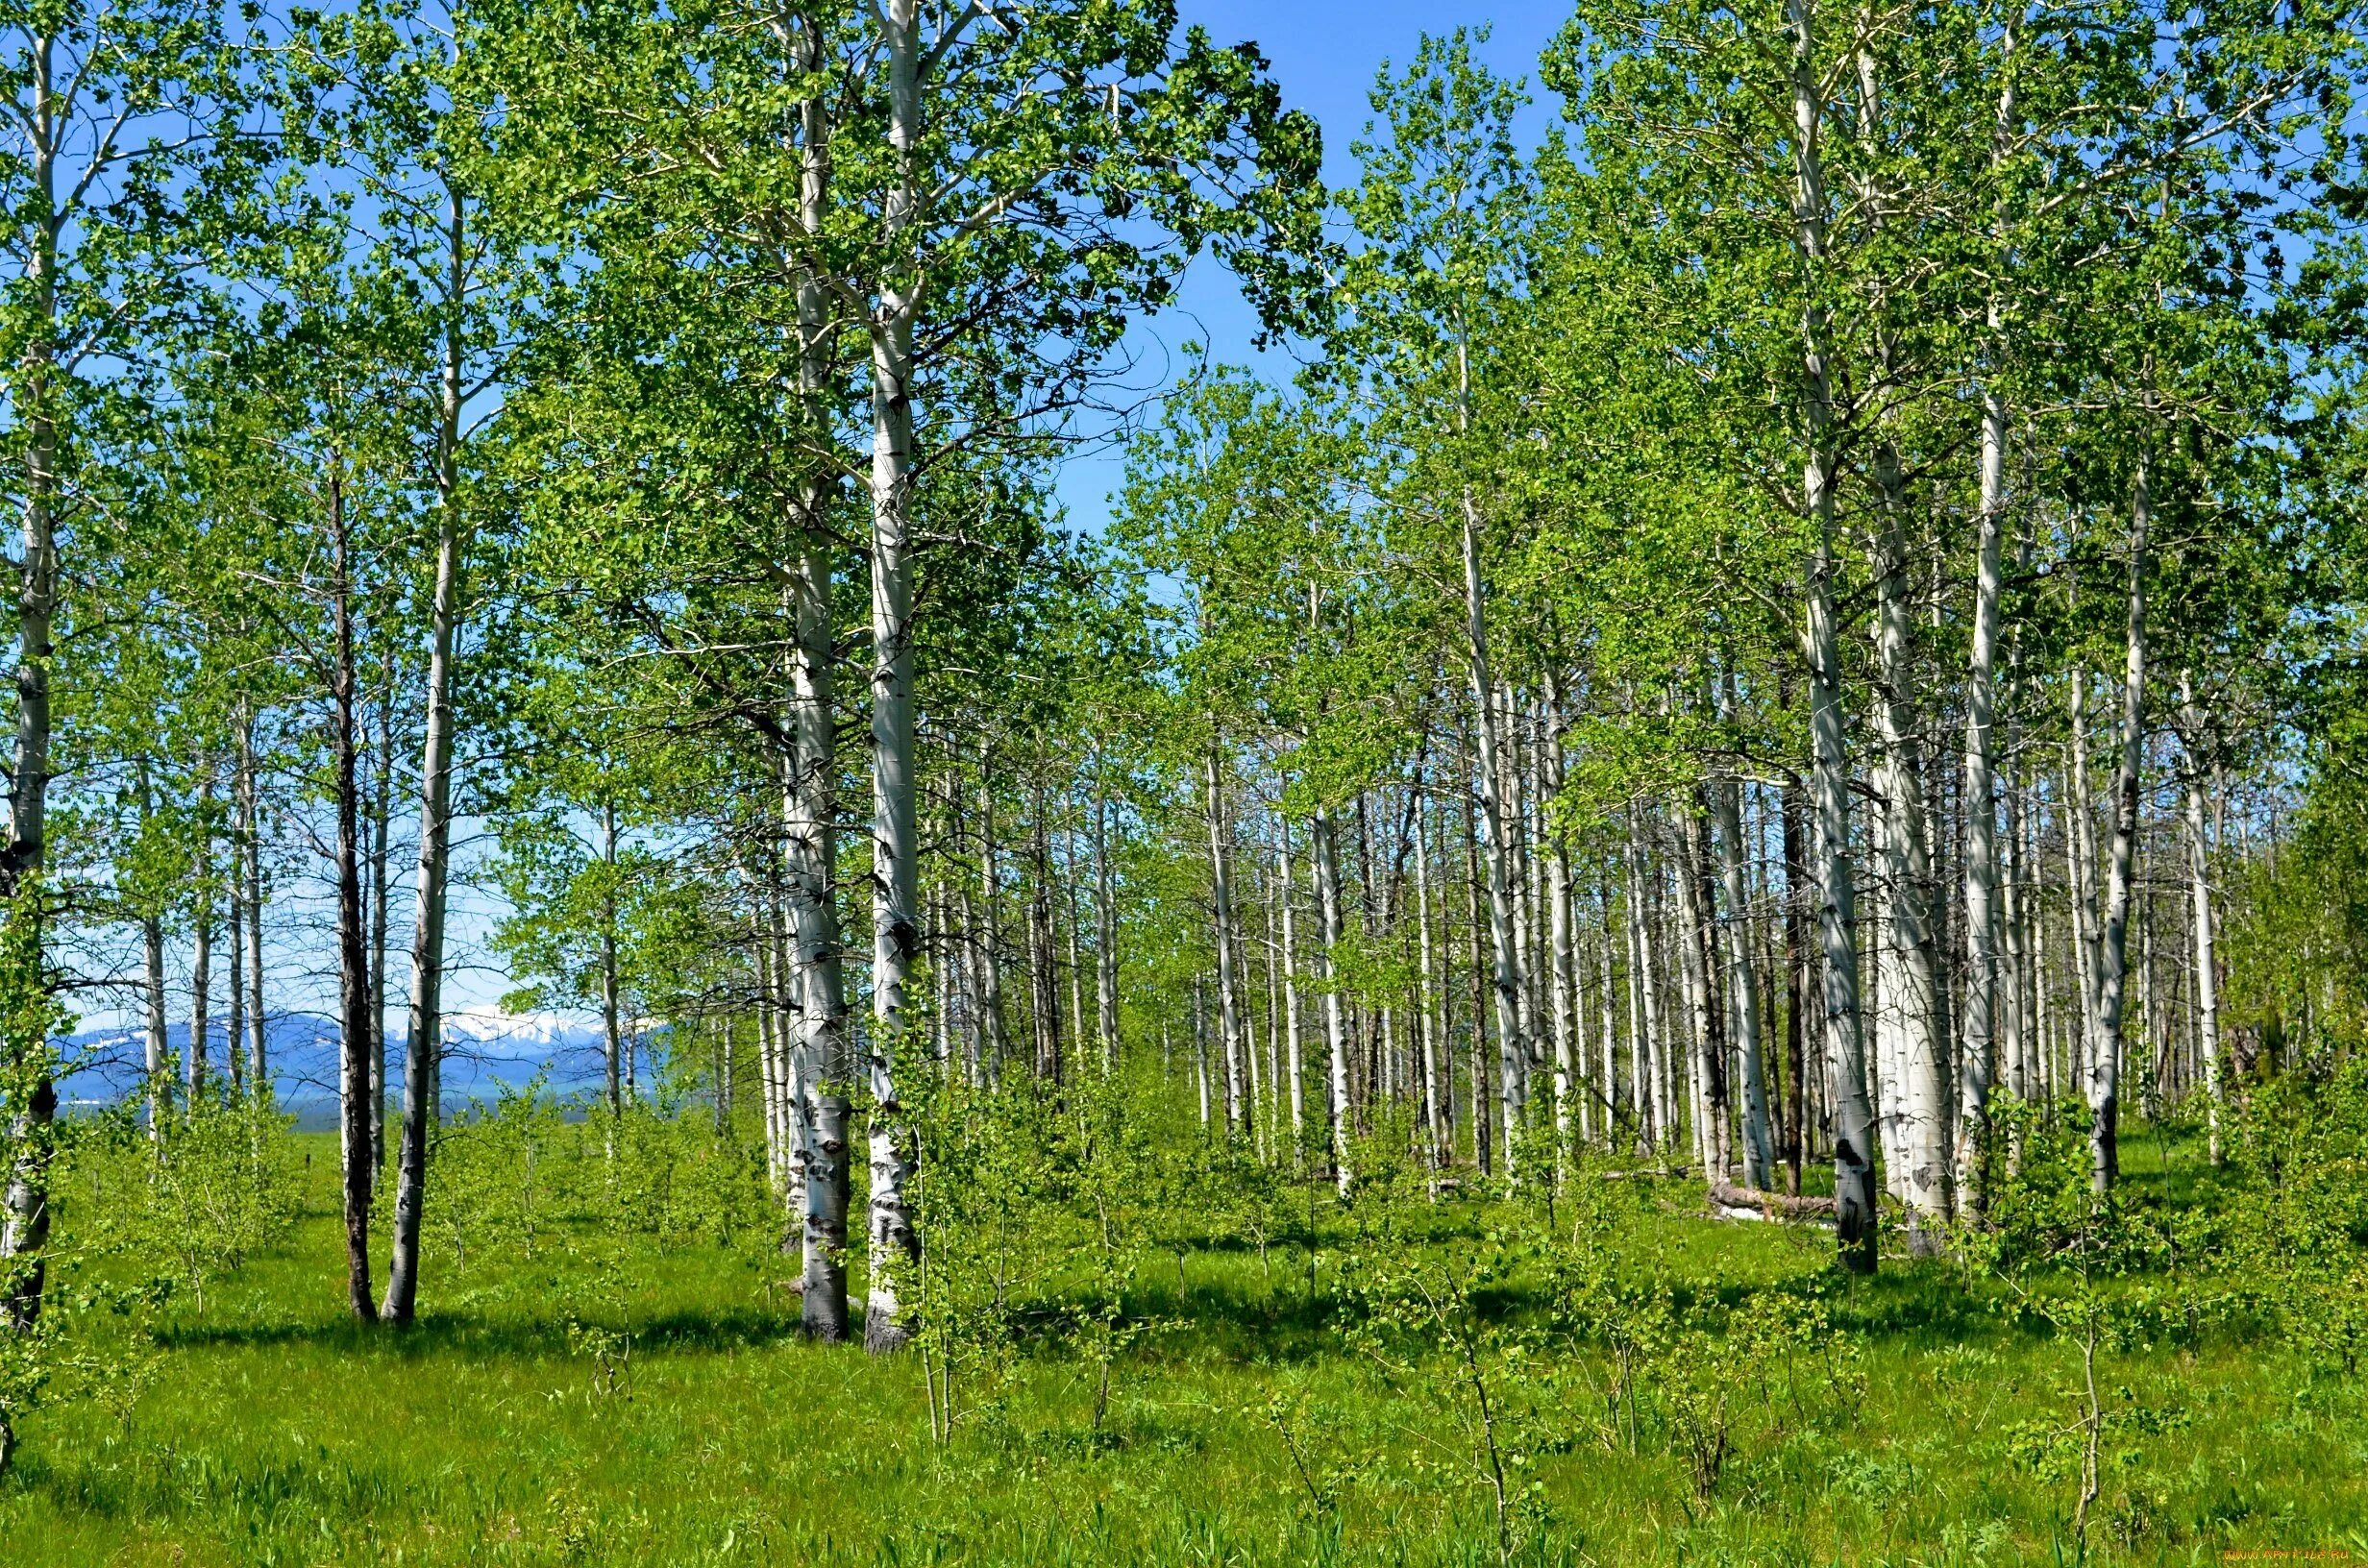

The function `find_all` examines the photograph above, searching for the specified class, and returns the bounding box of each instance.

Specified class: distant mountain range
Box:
[61,1008,651,1127]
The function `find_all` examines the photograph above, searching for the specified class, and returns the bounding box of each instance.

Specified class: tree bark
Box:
[1869,467,1950,1237]
[1713,748,1774,1189]
[1542,688,1577,1182]
[2086,462,2150,1192]
[367,674,395,1174]
[1277,818,1306,1148]
[1788,0,1878,1272]
[382,180,470,1325]
[137,760,167,1142]
[1094,775,1118,1072]
[189,774,214,1112]
[600,800,623,1121]
[1312,808,1352,1192]
[2178,673,2223,1165]
[861,0,924,1355]
[1459,507,1524,1176]
[329,456,377,1320]
[1,65,62,1341]
[1957,377,2007,1215]
[239,710,265,1090]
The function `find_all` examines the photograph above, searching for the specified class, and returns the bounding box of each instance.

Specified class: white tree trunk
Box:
[1415,791,1446,1168]
[2086,462,2150,1192]
[189,775,214,1111]
[382,188,469,1322]
[239,711,265,1090]
[1713,752,1774,1189]
[1312,808,1352,1193]
[1277,819,1306,1146]
[1094,778,1117,1072]
[1789,0,1879,1271]
[1957,379,2007,1212]
[1870,488,1950,1237]
[1542,690,1576,1181]
[1460,513,1525,1175]
[2179,673,2223,1165]
[1206,748,1246,1134]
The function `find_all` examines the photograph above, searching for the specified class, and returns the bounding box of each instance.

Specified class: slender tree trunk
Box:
[2179,674,2223,1165]
[239,711,266,1090]
[1676,796,1729,1180]
[1458,497,1524,1176]
[601,800,623,1121]
[226,862,245,1098]
[189,775,214,1113]
[1206,749,1245,1131]
[1713,750,1774,1189]
[367,674,394,1175]
[975,760,1009,1076]
[1599,897,1621,1149]
[1542,688,1577,1182]
[1461,771,1490,1172]
[329,458,377,1320]
[1026,770,1061,1084]
[1278,819,1306,1149]
[1313,808,1352,1193]
[1416,791,1446,1168]
[1779,769,1809,1193]
[1789,0,1878,1271]
[382,182,470,1325]
[2087,462,2151,1192]
[1870,471,1950,1237]
[1,88,63,1353]
[137,760,167,1143]
[785,31,850,1331]
[1094,776,1117,1072]
[861,0,925,1354]
[1958,386,2008,1216]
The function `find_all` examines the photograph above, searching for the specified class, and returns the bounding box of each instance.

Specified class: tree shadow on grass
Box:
[154,1301,814,1360]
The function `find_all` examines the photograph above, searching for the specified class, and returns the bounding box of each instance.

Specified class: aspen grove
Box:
[1,1,2366,1562]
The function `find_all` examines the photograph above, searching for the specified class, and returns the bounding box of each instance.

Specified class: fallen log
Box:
[1706,1181,1838,1223]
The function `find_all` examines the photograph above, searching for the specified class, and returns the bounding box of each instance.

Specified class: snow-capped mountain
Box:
[58,1008,653,1124]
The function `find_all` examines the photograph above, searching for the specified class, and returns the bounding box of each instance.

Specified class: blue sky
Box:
[1048,1,1573,535]
[87,5,1584,1070]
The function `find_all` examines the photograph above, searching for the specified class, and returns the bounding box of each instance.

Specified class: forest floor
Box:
[4,1129,2363,1567]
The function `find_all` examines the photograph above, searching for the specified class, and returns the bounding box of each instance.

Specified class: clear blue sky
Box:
[1049,1,1574,534]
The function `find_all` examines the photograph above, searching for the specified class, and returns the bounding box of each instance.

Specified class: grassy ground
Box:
[4,1129,2363,1567]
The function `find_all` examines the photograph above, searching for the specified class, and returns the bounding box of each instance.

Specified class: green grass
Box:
[4,1129,2363,1567]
